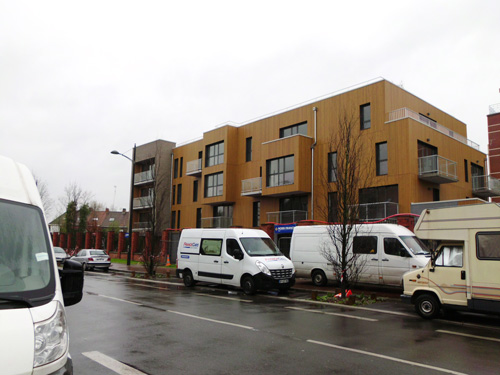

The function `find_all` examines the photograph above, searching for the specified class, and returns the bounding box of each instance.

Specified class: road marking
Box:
[194,293,253,303]
[437,330,500,343]
[97,294,143,306]
[167,310,255,330]
[83,351,147,375]
[286,306,378,322]
[307,340,468,375]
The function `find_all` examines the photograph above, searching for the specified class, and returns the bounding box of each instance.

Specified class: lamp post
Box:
[111,144,136,266]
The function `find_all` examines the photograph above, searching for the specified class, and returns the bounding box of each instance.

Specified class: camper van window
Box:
[384,238,409,257]
[476,232,500,260]
[0,199,55,307]
[200,239,222,256]
[353,236,377,254]
[226,239,241,257]
[399,236,430,256]
[240,237,282,257]
[435,246,463,267]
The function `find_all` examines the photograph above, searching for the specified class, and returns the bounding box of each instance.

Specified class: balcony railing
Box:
[186,159,202,176]
[387,108,480,150]
[201,216,233,228]
[133,222,151,231]
[472,175,500,198]
[133,196,153,209]
[241,177,262,196]
[418,155,458,184]
[267,210,308,224]
[134,170,154,185]
[356,202,399,222]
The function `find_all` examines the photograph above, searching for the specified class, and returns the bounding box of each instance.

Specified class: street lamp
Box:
[111,144,136,266]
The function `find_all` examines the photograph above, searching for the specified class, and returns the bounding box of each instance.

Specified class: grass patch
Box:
[315,292,386,306]
[110,258,142,265]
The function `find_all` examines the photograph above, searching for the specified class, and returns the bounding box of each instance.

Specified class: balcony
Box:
[186,159,202,176]
[201,216,233,228]
[356,202,399,222]
[472,175,500,198]
[418,155,458,184]
[386,108,480,150]
[133,196,153,210]
[267,210,308,224]
[241,177,262,196]
[134,170,154,185]
[133,222,151,231]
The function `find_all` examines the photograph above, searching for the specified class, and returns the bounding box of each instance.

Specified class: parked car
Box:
[54,246,70,264]
[72,249,111,272]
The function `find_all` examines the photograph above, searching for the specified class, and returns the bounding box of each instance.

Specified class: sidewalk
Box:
[107,262,400,299]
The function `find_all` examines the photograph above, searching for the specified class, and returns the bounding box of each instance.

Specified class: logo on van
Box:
[183,242,199,249]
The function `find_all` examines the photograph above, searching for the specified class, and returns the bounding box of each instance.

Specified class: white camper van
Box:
[402,204,500,319]
[176,228,295,295]
[290,224,430,287]
[0,155,84,375]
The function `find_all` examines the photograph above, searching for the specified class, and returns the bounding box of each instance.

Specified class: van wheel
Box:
[183,270,196,287]
[415,294,440,319]
[242,276,256,295]
[312,270,327,287]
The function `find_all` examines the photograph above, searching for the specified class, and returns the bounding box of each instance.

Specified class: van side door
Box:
[221,238,244,286]
[353,236,380,284]
[198,238,223,283]
[431,244,467,307]
[380,237,411,286]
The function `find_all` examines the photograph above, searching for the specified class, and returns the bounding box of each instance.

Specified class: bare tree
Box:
[58,182,93,213]
[33,174,54,217]
[318,110,373,298]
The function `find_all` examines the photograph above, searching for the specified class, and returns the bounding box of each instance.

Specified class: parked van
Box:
[0,155,84,375]
[176,228,295,294]
[402,204,500,319]
[290,224,430,287]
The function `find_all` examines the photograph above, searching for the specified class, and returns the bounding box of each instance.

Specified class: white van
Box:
[176,228,295,295]
[0,155,84,375]
[290,224,430,287]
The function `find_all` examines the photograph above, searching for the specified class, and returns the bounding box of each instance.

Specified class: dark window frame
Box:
[246,137,252,162]
[280,122,308,138]
[266,155,294,187]
[353,236,378,254]
[476,232,500,260]
[193,180,199,202]
[328,152,337,182]
[206,141,224,167]
[376,142,388,176]
[204,172,224,198]
[360,103,371,130]
[177,184,182,205]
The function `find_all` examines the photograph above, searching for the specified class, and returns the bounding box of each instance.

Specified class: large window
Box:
[267,155,294,187]
[200,239,222,256]
[280,122,307,138]
[205,172,223,197]
[206,141,224,167]
[246,137,252,162]
[360,103,371,130]
[476,232,500,260]
[359,185,398,204]
[376,142,388,176]
[328,152,337,182]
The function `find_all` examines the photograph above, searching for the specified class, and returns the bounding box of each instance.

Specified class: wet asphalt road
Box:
[66,272,500,375]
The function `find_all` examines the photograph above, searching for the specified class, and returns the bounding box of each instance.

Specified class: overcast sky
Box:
[1,1,499,220]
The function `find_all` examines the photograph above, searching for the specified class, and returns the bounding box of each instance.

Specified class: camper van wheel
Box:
[183,270,196,287]
[415,294,440,319]
[242,276,256,295]
[312,270,327,287]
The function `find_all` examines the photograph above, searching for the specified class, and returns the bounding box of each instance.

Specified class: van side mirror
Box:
[59,259,84,306]
[233,248,244,260]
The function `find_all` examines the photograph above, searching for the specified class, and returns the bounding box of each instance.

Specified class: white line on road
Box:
[167,310,255,330]
[83,351,147,375]
[436,330,500,343]
[97,294,144,306]
[286,306,378,321]
[194,292,253,303]
[307,340,469,375]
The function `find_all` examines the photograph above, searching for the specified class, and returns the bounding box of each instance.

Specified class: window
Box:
[253,201,260,227]
[180,157,183,177]
[418,141,437,157]
[205,172,223,197]
[246,137,252,162]
[177,211,181,229]
[328,192,338,223]
[476,232,500,260]
[353,236,377,254]
[267,155,294,187]
[435,246,463,267]
[280,122,307,138]
[193,180,199,202]
[376,142,388,176]
[206,141,224,167]
[226,238,242,257]
[464,160,469,182]
[177,184,182,204]
[359,185,398,204]
[171,211,176,229]
[471,162,484,177]
[471,162,485,189]
[360,103,371,130]
[328,152,337,182]
[200,239,223,256]
[196,208,202,228]
[384,238,409,257]
[172,185,176,205]
[174,158,179,179]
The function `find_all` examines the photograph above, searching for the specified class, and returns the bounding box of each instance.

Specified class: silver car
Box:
[71,249,111,272]
[53,246,70,264]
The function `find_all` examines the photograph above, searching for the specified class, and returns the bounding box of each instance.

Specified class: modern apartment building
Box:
[157,80,491,244]
[487,102,500,203]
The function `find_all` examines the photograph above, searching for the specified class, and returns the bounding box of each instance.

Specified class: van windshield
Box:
[400,236,431,256]
[240,237,283,257]
[0,199,55,307]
